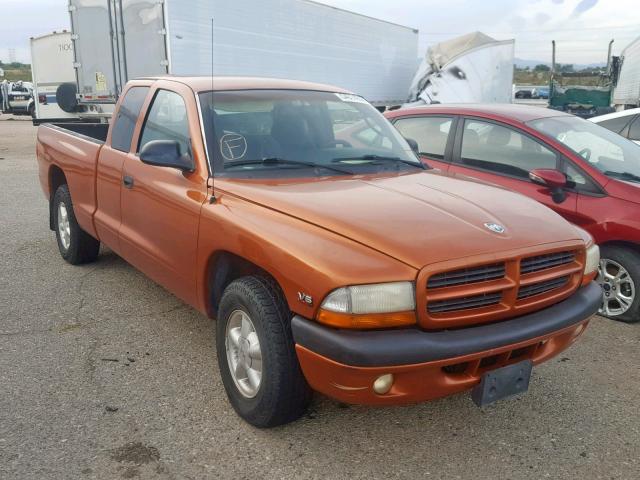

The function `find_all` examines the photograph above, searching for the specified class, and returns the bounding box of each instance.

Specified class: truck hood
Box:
[217,171,581,268]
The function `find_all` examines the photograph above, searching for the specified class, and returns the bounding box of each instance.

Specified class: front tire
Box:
[597,245,640,323]
[53,184,100,265]
[216,276,312,427]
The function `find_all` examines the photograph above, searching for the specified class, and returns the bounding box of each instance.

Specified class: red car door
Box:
[447,117,580,223]
[391,115,456,172]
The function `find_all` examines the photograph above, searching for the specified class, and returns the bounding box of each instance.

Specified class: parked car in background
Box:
[6,81,34,116]
[515,88,533,99]
[533,87,549,100]
[386,104,640,322]
[36,77,601,426]
[590,108,640,145]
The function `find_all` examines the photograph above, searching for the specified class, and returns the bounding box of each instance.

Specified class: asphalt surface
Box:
[1,117,639,480]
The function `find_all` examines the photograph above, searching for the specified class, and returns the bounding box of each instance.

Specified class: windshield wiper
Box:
[604,170,640,183]
[225,157,353,175]
[332,154,426,170]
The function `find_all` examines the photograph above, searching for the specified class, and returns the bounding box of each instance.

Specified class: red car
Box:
[385,104,640,323]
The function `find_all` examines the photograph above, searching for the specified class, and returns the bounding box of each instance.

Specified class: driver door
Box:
[118,82,209,306]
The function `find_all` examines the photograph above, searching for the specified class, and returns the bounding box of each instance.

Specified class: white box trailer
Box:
[30,31,79,123]
[66,0,419,117]
[613,35,640,109]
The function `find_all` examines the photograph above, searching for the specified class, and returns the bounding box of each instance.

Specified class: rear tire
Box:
[216,276,312,427]
[598,245,640,323]
[52,184,100,265]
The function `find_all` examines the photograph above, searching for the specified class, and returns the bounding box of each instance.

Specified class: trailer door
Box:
[69,0,168,103]
[114,0,168,81]
[69,0,120,102]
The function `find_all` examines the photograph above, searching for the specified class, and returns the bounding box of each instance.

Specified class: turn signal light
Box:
[316,309,416,329]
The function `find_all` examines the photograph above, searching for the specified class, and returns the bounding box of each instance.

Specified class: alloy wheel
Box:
[597,258,636,316]
[225,309,263,398]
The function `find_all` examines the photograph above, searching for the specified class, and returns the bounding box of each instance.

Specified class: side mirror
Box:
[140,140,194,172]
[529,168,568,203]
[404,137,420,154]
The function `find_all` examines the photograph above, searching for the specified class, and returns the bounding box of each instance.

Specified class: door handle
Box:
[123,175,134,189]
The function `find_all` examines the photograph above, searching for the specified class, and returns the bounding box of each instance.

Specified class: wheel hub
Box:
[57,202,71,250]
[597,258,635,317]
[225,310,262,398]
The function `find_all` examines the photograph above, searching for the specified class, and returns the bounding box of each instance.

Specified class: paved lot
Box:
[1,118,639,480]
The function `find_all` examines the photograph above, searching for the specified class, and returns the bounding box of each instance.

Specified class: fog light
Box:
[373,374,394,394]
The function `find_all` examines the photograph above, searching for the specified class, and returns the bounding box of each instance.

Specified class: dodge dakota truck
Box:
[37,76,602,427]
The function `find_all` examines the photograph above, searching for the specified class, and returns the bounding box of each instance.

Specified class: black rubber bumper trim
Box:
[291,282,602,367]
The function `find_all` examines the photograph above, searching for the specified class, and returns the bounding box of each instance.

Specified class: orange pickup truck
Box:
[37,76,602,427]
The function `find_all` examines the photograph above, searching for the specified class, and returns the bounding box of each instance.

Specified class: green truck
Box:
[549,40,618,118]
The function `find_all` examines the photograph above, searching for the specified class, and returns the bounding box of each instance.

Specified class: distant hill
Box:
[515,57,606,70]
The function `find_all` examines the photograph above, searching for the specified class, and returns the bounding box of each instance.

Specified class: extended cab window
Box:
[138,90,191,157]
[393,116,452,159]
[111,86,149,152]
[460,120,557,179]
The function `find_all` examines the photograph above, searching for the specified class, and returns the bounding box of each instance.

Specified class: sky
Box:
[2,0,639,65]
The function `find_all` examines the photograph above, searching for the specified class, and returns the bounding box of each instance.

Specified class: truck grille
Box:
[421,243,585,329]
[517,276,570,300]
[427,263,505,288]
[428,292,502,313]
[521,251,575,274]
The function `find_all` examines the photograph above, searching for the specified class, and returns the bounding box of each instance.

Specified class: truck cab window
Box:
[111,87,149,152]
[139,90,191,158]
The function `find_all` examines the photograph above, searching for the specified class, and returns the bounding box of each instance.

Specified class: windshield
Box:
[199,89,421,178]
[528,115,640,182]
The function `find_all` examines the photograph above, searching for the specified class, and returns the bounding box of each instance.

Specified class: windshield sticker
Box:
[335,93,369,104]
[219,133,248,161]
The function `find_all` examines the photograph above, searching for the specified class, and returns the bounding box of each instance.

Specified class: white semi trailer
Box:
[30,31,79,124]
[613,35,640,110]
[63,0,419,118]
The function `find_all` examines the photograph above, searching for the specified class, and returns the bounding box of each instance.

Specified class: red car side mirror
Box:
[529,169,568,203]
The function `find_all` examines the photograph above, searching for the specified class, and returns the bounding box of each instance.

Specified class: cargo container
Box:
[63,0,419,118]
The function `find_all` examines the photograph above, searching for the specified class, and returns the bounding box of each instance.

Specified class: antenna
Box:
[209,16,216,204]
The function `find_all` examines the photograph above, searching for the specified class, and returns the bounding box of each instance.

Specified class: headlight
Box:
[584,244,600,276]
[318,282,416,329]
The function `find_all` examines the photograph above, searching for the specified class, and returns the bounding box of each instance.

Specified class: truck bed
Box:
[46,123,109,143]
[37,123,106,238]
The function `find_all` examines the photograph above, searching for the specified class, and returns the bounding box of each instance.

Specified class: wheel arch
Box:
[599,240,640,256]
[204,250,284,319]
[48,165,67,230]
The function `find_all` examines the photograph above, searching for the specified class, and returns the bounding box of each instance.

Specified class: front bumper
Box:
[292,282,601,405]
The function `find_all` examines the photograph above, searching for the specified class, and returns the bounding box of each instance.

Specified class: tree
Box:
[534,64,550,72]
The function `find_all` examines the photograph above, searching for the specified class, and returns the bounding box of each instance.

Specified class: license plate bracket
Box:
[471,359,533,407]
